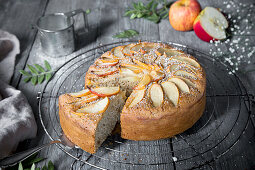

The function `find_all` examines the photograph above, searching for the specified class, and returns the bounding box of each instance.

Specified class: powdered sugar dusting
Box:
[209,1,255,74]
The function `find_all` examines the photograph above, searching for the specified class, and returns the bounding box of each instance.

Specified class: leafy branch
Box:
[19,60,54,85]
[124,0,170,23]
[113,29,139,38]
[6,153,54,170]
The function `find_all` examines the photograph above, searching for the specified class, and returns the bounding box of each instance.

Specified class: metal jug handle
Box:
[64,9,88,32]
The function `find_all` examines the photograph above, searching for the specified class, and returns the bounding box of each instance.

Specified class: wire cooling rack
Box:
[38,41,253,170]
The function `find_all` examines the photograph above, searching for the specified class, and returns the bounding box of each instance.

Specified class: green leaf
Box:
[21,153,38,167]
[31,76,37,85]
[124,10,134,16]
[132,2,138,9]
[30,164,35,170]
[34,64,45,72]
[18,162,23,170]
[162,12,169,19]
[35,168,40,170]
[27,65,38,74]
[137,13,143,18]
[128,30,139,36]
[137,2,145,9]
[44,60,52,71]
[48,161,54,170]
[146,12,160,23]
[23,77,31,83]
[42,166,47,170]
[85,9,91,14]
[130,13,137,19]
[46,73,52,81]
[38,75,45,84]
[152,2,159,13]
[146,0,154,9]
[113,29,139,39]
[19,70,31,76]
[125,0,169,23]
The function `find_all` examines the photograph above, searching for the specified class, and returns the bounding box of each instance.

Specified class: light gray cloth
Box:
[0,30,37,159]
[0,80,37,159]
[0,30,20,83]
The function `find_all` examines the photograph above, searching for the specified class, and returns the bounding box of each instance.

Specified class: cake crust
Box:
[59,42,207,153]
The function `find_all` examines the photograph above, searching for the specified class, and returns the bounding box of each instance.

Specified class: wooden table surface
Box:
[1,0,255,169]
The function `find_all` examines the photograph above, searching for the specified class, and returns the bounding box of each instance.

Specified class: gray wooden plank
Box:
[14,0,102,169]
[0,0,49,87]
[1,0,254,169]
[157,0,255,169]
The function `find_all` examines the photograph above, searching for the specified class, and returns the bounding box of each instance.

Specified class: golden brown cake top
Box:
[84,42,206,117]
[63,42,206,119]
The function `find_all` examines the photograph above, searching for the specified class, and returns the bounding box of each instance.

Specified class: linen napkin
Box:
[0,30,37,159]
[0,30,19,83]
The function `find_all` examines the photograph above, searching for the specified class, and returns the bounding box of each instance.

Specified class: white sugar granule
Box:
[172,157,178,162]
[229,48,235,53]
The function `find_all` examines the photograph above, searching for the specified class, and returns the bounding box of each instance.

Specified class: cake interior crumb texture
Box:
[94,92,126,150]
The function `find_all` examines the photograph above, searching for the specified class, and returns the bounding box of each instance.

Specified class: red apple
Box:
[169,0,201,31]
[193,7,228,42]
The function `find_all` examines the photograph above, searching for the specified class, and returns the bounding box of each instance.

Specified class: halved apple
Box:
[122,44,135,56]
[161,81,179,106]
[168,77,190,93]
[173,70,197,79]
[172,56,200,68]
[193,7,228,42]
[70,89,91,97]
[149,83,164,107]
[150,70,165,82]
[133,59,152,70]
[91,67,119,77]
[134,74,152,90]
[80,93,99,103]
[89,86,120,97]
[111,46,125,58]
[76,97,109,114]
[128,89,145,108]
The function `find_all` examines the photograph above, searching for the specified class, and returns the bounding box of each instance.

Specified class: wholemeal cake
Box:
[59,42,206,153]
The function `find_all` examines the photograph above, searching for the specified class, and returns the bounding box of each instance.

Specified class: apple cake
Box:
[59,42,206,154]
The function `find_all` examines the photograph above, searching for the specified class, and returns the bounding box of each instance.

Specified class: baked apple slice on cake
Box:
[149,83,164,107]
[161,81,179,106]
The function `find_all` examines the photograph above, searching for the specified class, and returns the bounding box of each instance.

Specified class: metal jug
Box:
[36,9,87,57]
